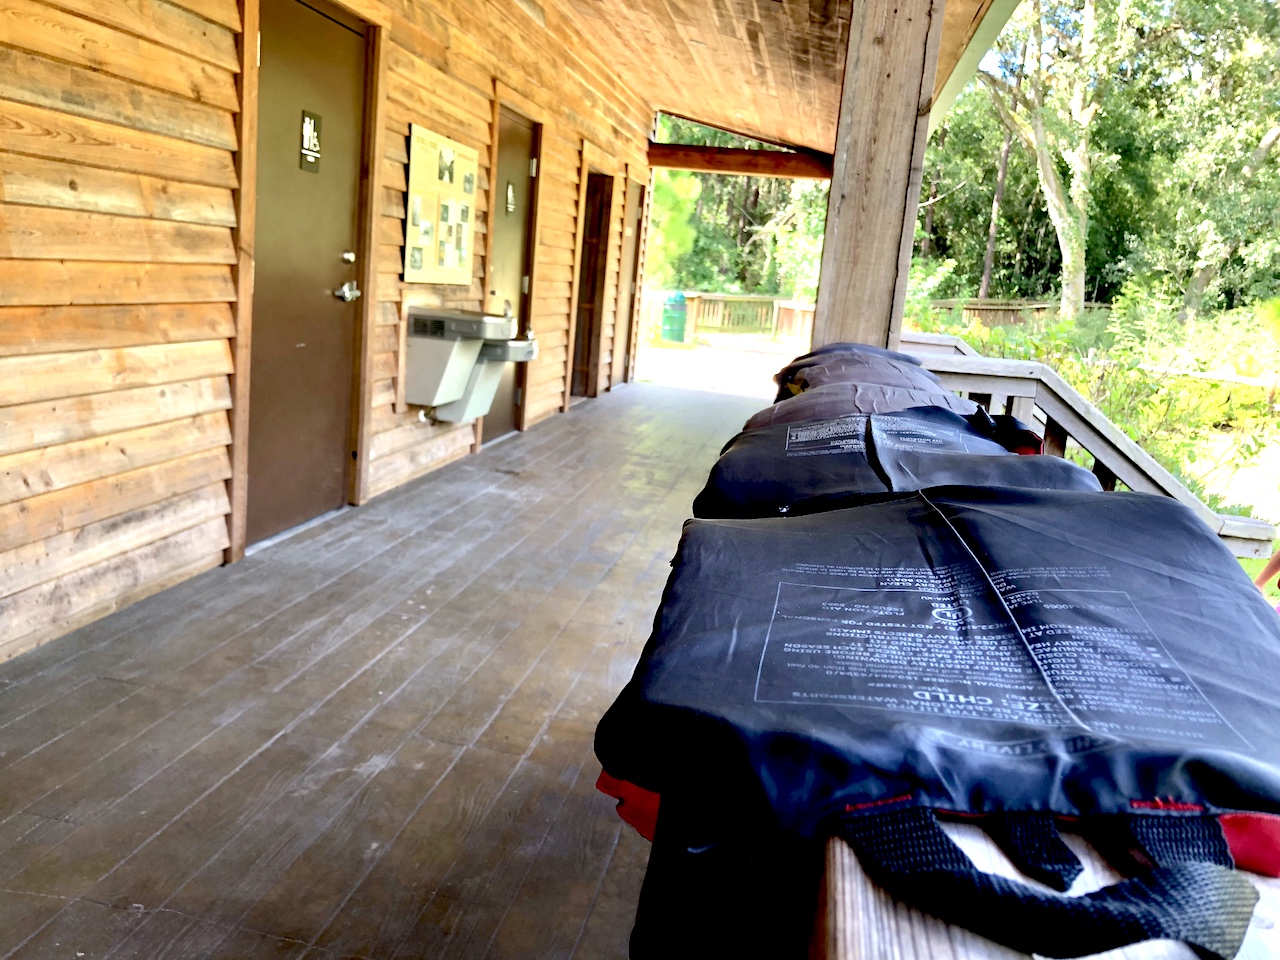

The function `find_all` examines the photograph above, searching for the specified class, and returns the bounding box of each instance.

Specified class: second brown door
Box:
[571,173,614,399]
[483,108,539,444]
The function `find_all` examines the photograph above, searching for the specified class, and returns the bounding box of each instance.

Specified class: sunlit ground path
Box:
[633,330,809,402]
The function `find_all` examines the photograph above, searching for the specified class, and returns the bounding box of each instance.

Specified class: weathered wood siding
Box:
[0,0,652,658]
[525,131,586,421]
[0,0,240,659]
[369,0,651,464]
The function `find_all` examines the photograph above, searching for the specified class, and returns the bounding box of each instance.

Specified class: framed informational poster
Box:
[403,124,480,285]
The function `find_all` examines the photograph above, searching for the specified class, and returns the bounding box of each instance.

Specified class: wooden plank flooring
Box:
[0,384,762,960]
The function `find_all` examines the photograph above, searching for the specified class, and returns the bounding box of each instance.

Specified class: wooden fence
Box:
[686,294,779,333]
[652,293,817,339]
[929,299,1110,325]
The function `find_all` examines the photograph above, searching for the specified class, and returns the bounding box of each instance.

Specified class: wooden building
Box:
[0,0,1016,659]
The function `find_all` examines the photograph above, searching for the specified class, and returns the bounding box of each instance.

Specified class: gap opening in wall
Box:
[570,171,615,400]
[635,113,829,402]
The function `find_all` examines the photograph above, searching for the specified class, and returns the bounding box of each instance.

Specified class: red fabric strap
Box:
[596,770,661,842]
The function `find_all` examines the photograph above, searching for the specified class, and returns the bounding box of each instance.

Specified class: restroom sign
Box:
[300,110,321,171]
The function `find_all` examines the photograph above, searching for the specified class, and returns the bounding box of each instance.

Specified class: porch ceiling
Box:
[553,0,1001,153]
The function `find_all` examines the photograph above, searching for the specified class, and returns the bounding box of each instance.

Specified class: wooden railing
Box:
[686,294,780,334]
[900,332,1276,558]
[928,299,1110,326]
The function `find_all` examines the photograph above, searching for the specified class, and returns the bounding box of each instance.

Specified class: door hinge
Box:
[514,387,523,406]
[256,31,261,67]
[521,275,530,295]
[529,158,537,178]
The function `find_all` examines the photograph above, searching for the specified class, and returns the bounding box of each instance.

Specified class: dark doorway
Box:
[483,108,540,445]
[247,0,366,545]
[571,172,614,399]
[612,179,645,387]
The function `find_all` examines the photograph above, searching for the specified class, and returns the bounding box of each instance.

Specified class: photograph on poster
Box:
[403,124,479,284]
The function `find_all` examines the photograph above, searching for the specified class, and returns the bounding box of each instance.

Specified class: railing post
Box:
[1093,460,1118,492]
[1010,396,1035,422]
[1043,418,1069,458]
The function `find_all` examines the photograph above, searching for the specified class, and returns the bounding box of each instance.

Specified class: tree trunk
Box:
[979,130,1014,299]
[1030,114,1087,320]
[1059,240,1087,321]
[920,175,937,257]
[1178,257,1223,324]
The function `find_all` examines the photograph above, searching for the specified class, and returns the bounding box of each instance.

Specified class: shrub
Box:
[905,297,1278,517]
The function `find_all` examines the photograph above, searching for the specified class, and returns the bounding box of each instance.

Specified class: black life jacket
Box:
[773,344,940,402]
[693,406,1086,519]
[745,380,979,430]
[596,487,1280,959]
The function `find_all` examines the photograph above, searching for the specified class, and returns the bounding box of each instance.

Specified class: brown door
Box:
[247,0,366,545]
[483,108,539,444]
[612,180,645,387]
[571,172,614,398]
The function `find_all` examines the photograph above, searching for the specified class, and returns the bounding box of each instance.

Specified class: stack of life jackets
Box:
[595,342,1280,959]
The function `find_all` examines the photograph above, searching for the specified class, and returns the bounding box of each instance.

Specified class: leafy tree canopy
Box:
[648,115,828,299]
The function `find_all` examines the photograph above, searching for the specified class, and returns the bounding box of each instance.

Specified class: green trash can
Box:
[661,293,687,343]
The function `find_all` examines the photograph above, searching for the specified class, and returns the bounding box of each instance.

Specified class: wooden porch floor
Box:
[0,385,761,960]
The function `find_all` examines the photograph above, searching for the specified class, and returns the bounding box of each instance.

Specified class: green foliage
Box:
[918,0,1280,314]
[917,92,1061,299]
[647,170,700,289]
[906,298,1280,515]
[904,257,963,324]
[1241,553,1280,602]
[1133,1,1280,313]
[649,116,827,299]
[764,179,829,303]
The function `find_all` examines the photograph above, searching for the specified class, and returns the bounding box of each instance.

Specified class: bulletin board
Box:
[403,123,480,285]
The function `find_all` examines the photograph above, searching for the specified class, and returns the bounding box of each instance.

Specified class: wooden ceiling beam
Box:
[647,142,833,179]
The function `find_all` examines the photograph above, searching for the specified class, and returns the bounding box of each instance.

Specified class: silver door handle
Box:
[334,280,361,302]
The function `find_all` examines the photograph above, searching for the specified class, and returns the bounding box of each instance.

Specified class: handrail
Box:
[899,332,1276,558]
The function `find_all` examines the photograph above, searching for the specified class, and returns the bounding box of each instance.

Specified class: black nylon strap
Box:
[834,805,1257,960]
[1083,814,1235,874]
[1129,814,1235,868]
[983,811,1083,892]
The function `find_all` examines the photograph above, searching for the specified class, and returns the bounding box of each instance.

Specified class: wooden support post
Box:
[1043,417,1068,459]
[812,0,947,351]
